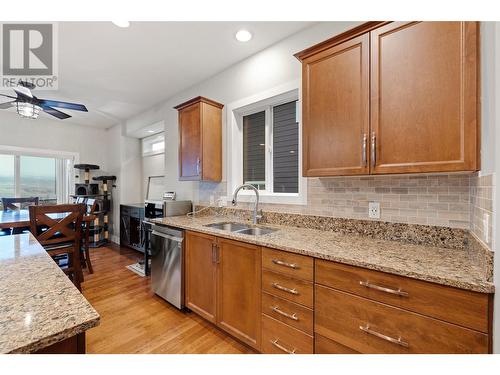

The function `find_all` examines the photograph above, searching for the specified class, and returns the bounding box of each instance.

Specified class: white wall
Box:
[143,153,165,199]
[104,123,142,243]
[486,22,500,354]
[124,22,363,202]
[479,21,500,354]
[0,111,109,167]
[481,23,497,176]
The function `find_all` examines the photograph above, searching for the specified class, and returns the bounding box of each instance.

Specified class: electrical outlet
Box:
[218,199,227,207]
[209,195,215,205]
[483,213,490,243]
[369,201,380,219]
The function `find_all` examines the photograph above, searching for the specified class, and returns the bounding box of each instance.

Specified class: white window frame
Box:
[226,80,307,205]
[0,145,79,204]
[142,132,165,157]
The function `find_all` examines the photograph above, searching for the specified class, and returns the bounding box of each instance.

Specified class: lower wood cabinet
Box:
[261,314,313,354]
[185,233,492,354]
[315,259,490,333]
[315,334,359,354]
[185,231,217,323]
[315,285,489,353]
[262,292,313,335]
[217,238,261,350]
[35,333,86,354]
[185,231,262,351]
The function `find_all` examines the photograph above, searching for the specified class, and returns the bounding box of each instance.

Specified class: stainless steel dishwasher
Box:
[150,225,184,309]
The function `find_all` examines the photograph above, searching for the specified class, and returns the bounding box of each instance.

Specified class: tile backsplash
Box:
[198,172,494,249]
[470,174,494,248]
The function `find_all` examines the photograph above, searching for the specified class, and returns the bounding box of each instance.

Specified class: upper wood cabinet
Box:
[370,22,479,174]
[301,33,370,176]
[296,21,479,176]
[175,96,223,181]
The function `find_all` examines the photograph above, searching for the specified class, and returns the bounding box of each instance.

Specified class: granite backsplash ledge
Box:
[193,205,494,282]
[195,205,469,249]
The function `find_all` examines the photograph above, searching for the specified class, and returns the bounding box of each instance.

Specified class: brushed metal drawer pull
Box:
[272,259,299,269]
[359,281,409,297]
[271,339,296,354]
[359,324,409,348]
[271,305,299,321]
[272,282,298,295]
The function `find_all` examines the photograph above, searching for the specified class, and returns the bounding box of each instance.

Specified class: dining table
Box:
[0,209,95,229]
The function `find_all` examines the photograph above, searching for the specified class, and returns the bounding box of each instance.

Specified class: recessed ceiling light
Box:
[112,21,130,28]
[147,130,155,133]
[235,29,252,42]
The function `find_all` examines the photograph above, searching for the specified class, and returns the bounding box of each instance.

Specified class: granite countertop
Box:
[151,215,494,294]
[0,234,100,354]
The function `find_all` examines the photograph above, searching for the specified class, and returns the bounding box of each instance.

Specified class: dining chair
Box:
[29,204,85,290]
[81,198,97,274]
[1,197,39,235]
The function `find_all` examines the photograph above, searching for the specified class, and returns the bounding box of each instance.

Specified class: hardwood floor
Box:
[82,244,254,354]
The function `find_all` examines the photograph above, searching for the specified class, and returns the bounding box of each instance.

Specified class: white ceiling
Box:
[0,22,314,128]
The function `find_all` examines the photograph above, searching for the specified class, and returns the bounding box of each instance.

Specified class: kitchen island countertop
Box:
[0,234,100,354]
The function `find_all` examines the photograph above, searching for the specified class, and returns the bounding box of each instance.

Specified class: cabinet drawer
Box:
[262,292,313,335]
[262,248,313,281]
[315,260,490,333]
[315,334,359,354]
[315,285,489,354]
[261,314,313,354]
[262,269,313,308]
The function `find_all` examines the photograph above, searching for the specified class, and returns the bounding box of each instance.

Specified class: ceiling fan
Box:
[0,80,88,120]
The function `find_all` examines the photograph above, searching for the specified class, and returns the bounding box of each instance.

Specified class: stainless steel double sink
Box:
[204,221,277,236]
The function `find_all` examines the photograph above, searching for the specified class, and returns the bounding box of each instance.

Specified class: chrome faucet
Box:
[232,184,262,224]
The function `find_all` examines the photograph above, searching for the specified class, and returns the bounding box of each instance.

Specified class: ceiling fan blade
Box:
[42,106,72,119]
[18,80,36,90]
[14,86,33,98]
[0,100,16,109]
[37,99,88,112]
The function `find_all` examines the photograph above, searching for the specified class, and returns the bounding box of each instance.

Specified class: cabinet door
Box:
[302,33,370,176]
[217,238,262,350]
[179,103,201,180]
[185,231,217,323]
[370,22,479,174]
[200,102,222,181]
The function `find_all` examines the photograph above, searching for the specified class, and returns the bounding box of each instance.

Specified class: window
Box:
[0,154,15,197]
[142,133,165,156]
[228,85,306,205]
[0,147,75,210]
[20,156,57,200]
[272,101,299,194]
[243,111,266,190]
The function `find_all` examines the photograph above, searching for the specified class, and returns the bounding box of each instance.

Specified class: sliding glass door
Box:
[0,151,75,210]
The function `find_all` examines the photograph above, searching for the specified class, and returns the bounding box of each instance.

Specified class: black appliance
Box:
[120,204,146,253]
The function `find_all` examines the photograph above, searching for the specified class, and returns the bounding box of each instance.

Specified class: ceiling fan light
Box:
[17,102,41,119]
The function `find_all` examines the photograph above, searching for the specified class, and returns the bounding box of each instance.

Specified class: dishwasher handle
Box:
[151,230,184,243]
